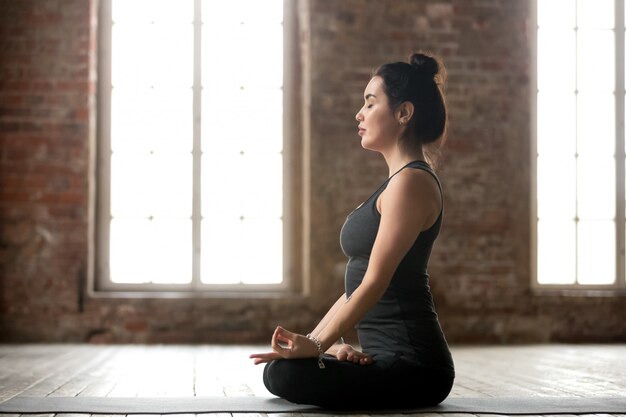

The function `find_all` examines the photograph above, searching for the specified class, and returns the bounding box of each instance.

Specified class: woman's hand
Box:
[249,326,319,365]
[332,343,373,365]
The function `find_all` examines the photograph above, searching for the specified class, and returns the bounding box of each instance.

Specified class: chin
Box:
[360,137,381,152]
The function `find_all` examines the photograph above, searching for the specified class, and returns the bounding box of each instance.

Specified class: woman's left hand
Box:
[249,326,319,365]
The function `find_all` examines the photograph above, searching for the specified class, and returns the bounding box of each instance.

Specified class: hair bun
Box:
[409,52,439,79]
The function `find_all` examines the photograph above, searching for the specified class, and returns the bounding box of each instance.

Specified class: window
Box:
[96,0,298,294]
[533,0,626,290]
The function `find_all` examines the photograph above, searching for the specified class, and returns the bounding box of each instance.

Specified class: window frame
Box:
[91,0,304,297]
[531,0,626,293]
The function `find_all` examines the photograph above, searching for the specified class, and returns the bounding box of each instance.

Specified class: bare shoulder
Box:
[387,167,440,203]
[379,167,441,228]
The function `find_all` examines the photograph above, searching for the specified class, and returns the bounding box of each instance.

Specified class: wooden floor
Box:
[0,344,625,416]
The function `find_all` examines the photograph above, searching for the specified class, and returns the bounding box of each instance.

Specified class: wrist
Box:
[305,334,326,369]
[306,333,324,355]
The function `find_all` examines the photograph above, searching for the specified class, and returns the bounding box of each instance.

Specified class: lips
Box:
[358,125,366,134]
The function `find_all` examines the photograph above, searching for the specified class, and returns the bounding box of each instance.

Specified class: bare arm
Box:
[310,293,346,340]
[249,294,351,365]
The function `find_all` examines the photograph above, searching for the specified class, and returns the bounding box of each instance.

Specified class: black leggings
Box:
[263,355,454,410]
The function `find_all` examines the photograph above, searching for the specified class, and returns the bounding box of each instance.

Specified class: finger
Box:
[271,334,285,352]
[269,327,280,348]
[336,350,347,361]
[272,327,296,349]
[249,352,281,365]
[276,326,298,341]
[249,351,279,358]
[253,355,276,365]
[249,352,274,359]
[260,351,282,362]
[272,326,281,340]
[360,356,372,365]
[271,333,293,354]
[275,332,293,345]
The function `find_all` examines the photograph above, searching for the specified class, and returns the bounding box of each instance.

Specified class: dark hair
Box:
[373,52,447,163]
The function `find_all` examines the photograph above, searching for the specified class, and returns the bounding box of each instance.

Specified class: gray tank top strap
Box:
[405,160,441,189]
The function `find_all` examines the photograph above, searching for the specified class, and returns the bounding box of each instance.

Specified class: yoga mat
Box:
[0,395,625,415]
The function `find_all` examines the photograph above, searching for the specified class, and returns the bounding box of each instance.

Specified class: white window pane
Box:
[537,92,576,156]
[201,216,242,284]
[538,29,576,92]
[202,0,283,26]
[150,0,194,24]
[149,88,193,152]
[111,88,151,152]
[202,151,282,218]
[110,217,152,283]
[112,217,191,284]
[112,23,154,88]
[241,152,283,217]
[577,156,615,220]
[537,155,576,220]
[577,30,614,92]
[150,218,192,284]
[537,220,576,284]
[111,152,152,217]
[202,87,282,149]
[112,0,150,24]
[203,24,283,89]
[113,0,193,24]
[150,23,193,87]
[241,218,283,284]
[538,0,575,29]
[151,152,192,217]
[577,220,615,284]
[112,24,192,88]
[577,93,615,157]
[202,151,245,216]
[113,152,191,218]
[112,87,192,153]
[112,0,193,88]
[577,0,614,29]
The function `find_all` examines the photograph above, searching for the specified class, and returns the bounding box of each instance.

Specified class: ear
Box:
[395,101,414,125]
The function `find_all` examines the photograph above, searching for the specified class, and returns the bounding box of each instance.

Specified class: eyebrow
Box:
[364,93,376,100]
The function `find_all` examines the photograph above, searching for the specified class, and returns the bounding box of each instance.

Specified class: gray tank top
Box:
[340,160,454,376]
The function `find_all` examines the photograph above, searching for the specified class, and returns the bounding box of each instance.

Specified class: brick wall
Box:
[1,0,625,344]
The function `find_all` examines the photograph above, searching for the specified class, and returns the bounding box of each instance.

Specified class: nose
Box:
[355,109,363,121]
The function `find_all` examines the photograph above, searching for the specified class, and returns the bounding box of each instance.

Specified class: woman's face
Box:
[355,76,402,152]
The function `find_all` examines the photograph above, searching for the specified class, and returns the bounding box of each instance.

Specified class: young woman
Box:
[250,52,454,410]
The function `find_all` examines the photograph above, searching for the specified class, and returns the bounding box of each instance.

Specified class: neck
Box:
[382,144,425,177]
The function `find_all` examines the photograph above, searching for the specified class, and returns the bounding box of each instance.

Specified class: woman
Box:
[250,52,454,410]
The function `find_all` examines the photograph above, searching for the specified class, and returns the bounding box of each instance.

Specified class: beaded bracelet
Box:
[306,334,325,369]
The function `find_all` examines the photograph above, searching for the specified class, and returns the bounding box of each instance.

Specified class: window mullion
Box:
[192,0,202,289]
[616,0,626,289]
[98,0,113,288]
[574,2,580,285]
[531,0,538,289]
